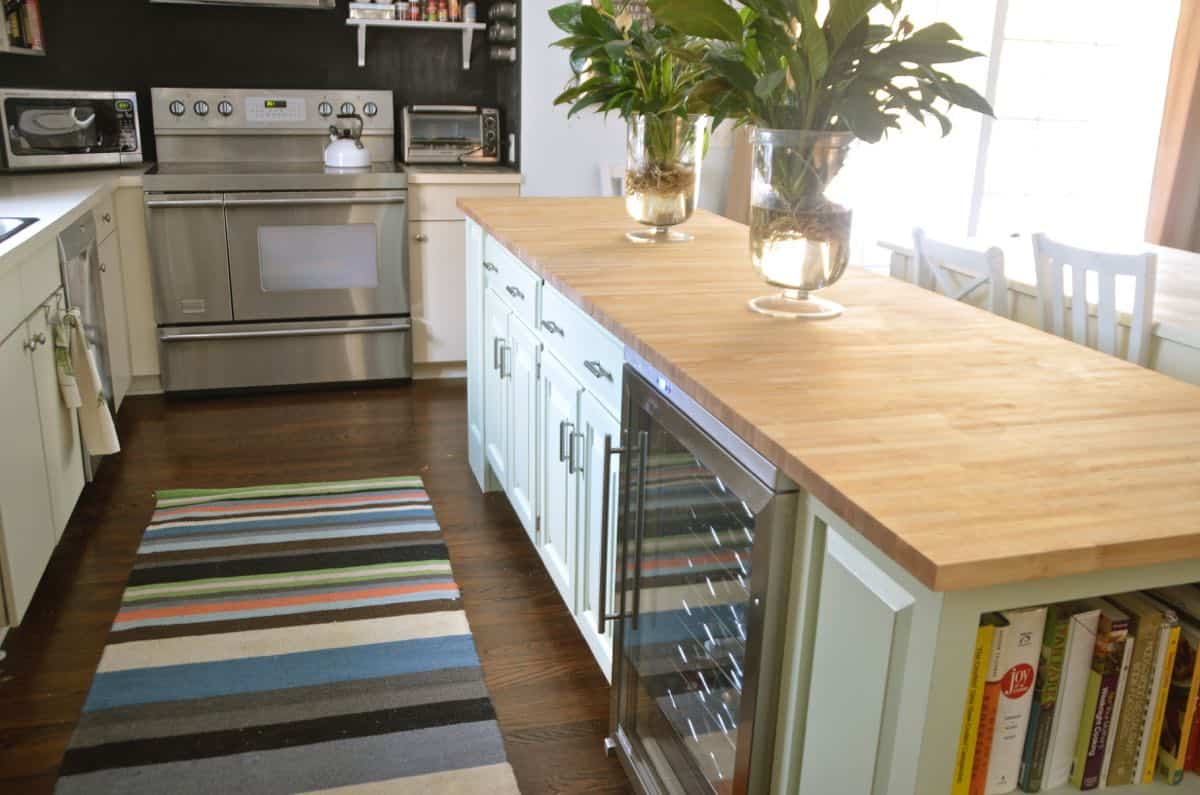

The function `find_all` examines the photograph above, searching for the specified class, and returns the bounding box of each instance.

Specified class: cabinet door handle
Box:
[598,433,629,633]
[541,319,565,337]
[568,430,584,475]
[483,260,499,273]
[413,233,428,243]
[98,261,108,273]
[22,337,37,352]
[499,343,511,379]
[505,285,525,301]
[493,336,503,371]
[559,420,573,463]
[584,359,613,382]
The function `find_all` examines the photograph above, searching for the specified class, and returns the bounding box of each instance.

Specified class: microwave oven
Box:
[402,105,501,165]
[0,88,143,172]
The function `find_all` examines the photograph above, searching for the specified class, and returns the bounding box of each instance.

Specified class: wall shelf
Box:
[0,44,45,56]
[345,18,486,70]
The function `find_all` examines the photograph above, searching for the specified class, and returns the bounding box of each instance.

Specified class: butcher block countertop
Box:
[459,197,1200,592]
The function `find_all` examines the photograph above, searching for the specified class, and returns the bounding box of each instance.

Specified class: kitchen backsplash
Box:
[0,0,518,161]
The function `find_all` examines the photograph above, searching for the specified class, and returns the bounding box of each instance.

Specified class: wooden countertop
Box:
[459,198,1200,592]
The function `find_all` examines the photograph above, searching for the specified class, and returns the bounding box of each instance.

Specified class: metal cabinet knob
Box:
[414,233,428,243]
[102,213,112,223]
[33,332,47,346]
[98,261,108,273]
[22,338,36,352]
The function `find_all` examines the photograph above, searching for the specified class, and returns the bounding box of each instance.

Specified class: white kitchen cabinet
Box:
[28,308,84,541]
[98,231,132,411]
[0,325,57,625]
[505,313,540,542]
[410,220,467,365]
[538,349,581,607]
[115,186,158,383]
[483,288,509,491]
[465,220,488,489]
[575,389,620,678]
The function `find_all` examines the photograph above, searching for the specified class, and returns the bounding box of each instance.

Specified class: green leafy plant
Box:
[549,0,711,209]
[648,0,994,142]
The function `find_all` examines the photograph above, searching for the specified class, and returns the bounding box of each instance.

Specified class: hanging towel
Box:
[53,311,81,410]
[66,308,120,456]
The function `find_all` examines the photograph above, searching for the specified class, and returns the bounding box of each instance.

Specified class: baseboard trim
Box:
[127,374,163,396]
[413,362,466,380]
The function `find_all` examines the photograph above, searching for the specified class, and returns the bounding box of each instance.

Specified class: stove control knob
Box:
[340,102,356,115]
[193,100,210,116]
[169,100,186,117]
[363,101,379,117]
[217,101,234,117]
[318,101,334,117]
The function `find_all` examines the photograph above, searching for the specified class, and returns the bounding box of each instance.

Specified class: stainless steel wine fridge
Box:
[604,350,800,795]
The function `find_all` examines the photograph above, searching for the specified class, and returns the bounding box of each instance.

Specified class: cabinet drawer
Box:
[411,184,519,221]
[486,237,539,330]
[19,242,62,314]
[96,194,117,242]
[541,283,623,414]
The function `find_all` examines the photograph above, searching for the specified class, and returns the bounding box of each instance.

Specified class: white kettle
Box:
[324,114,371,169]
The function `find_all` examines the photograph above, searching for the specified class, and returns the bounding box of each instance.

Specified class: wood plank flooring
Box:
[0,381,632,794]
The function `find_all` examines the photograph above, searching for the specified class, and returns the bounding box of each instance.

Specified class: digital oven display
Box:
[264,100,288,109]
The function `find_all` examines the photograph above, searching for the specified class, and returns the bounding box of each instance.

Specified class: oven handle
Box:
[223,195,407,208]
[160,321,411,342]
[145,197,224,209]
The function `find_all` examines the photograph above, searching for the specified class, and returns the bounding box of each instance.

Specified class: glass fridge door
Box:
[612,369,783,795]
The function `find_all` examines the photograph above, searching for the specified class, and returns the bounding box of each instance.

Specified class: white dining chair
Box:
[1031,233,1157,366]
[599,162,625,198]
[912,228,1010,317]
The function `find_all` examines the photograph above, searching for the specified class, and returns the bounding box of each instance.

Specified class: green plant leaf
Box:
[754,69,786,99]
[824,0,879,51]
[648,0,743,41]
[604,40,631,61]
[549,2,582,34]
[579,5,612,37]
[904,21,962,43]
[934,78,994,116]
[880,37,981,65]
[835,92,891,142]
[798,3,829,83]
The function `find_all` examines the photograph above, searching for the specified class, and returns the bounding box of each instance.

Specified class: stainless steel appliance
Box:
[59,212,112,479]
[0,88,142,171]
[606,349,799,794]
[144,87,411,392]
[402,105,501,165]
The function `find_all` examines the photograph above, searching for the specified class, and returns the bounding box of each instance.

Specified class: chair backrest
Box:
[1031,233,1157,366]
[912,228,1009,317]
[599,162,625,198]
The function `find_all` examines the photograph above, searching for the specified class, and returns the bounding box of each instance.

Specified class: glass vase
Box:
[624,114,711,244]
[748,129,854,318]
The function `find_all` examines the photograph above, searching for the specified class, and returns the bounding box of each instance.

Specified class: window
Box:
[840,0,1180,269]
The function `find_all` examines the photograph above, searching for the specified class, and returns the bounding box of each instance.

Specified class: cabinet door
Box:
[28,309,84,541]
[576,390,620,677]
[538,350,581,607]
[483,289,509,490]
[98,232,131,411]
[465,220,487,489]
[410,220,467,365]
[506,313,540,541]
[0,327,56,624]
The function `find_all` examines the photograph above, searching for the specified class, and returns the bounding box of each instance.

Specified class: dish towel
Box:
[53,313,81,410]
[66,308,119,456]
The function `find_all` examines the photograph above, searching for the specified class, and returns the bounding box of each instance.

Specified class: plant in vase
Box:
[549,0,713,243]
[650,0,995,316]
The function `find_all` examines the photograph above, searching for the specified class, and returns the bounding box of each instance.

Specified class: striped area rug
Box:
[56,476,521,795]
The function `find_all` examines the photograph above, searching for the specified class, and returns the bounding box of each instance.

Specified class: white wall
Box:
[520,0,626,197]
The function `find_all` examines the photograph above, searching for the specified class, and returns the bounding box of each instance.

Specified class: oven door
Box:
[1,91,140,170]
[223,190,408,321]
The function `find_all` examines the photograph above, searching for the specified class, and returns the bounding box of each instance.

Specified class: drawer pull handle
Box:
[584,360,613,382]
[505,285,525,301]
[541,320,565,337]
[483,261,499,273]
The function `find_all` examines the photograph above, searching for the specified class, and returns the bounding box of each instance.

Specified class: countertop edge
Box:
[459,198,955,592]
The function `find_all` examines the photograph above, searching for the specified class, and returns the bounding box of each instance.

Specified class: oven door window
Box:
[4,98,125,155]
[409,114,478,155]
[258,223,380,292]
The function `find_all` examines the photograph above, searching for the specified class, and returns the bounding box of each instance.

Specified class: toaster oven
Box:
[402,105,500,165]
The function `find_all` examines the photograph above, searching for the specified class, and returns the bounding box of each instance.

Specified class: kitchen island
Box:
[460,197,1200,795]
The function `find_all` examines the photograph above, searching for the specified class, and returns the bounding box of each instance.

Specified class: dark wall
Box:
[0,0,518,160]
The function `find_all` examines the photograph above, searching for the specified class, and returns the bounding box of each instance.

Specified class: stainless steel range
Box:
[143,87,410,392]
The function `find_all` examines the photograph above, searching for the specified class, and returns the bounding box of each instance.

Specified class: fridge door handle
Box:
[598,432,629,633]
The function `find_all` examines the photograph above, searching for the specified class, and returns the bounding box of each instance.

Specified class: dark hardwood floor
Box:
[0,380,632,794]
